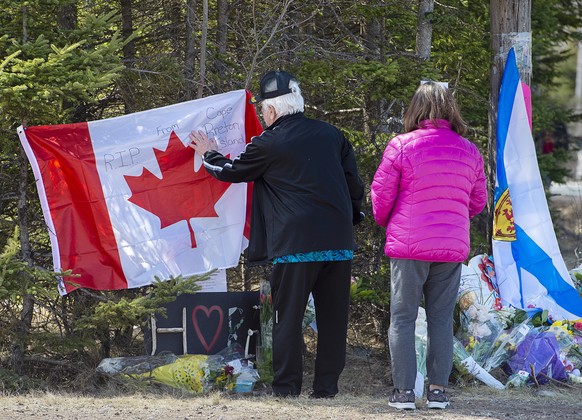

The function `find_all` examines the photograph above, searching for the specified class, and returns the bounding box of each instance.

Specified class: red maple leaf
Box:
[124,131,231,248]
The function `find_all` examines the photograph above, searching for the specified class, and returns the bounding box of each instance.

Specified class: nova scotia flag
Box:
[492,48,582,320]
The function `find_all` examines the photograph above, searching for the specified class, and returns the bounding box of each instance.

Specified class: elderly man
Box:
[189,70,364,398]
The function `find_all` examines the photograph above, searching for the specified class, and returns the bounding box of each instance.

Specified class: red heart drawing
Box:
[192,305,224,353]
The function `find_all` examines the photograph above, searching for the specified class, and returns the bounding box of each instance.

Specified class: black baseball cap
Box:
[249,70,296,104]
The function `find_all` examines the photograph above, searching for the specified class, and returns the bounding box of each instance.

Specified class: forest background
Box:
[1,0,582,392]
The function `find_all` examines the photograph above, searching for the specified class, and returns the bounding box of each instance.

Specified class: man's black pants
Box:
[269,259,352,397]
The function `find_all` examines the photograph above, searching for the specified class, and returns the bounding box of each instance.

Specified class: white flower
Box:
[468,321,492,338]
[465,303,494,323]
[475,303,494,322]
[466,305,478,319]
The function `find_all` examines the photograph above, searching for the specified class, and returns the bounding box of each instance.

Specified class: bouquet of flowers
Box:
[456,255,522,371]
[259,280,273,348]
[257,279,274,383]
[204,359,238,391]
[457,287,507,368]
[453,255,537,388]
[132,354,209,393]
[502,319,582,386]
[452,336,505,389]
[548,320,582,378]
[114,343,260,394]
[255,279,317,384]
[481,318,533,372]
[303,293,316,332]
[414,307,428,397]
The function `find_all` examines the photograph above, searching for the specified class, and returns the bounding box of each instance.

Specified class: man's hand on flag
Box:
[189,130,218,156]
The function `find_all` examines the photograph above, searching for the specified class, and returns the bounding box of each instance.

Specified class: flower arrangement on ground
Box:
[257,279,274,383]
[451,255,582,388]
[105,343,259,394]
[456,255,517,370]
[255,279,317,384]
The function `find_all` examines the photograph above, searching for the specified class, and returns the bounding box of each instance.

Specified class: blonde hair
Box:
[403,82,467,135]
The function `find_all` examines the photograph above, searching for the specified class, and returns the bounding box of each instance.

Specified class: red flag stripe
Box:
[243,91,264,240]
[25,123,127,293]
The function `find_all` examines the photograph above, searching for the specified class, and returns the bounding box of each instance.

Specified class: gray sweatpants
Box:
[388,258,461,390]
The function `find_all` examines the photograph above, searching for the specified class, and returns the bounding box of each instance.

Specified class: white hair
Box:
[262,80,304,117]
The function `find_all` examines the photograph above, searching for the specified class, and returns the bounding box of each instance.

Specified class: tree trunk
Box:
[62,4,89,122]
[57,2,77,30]
[415,0,434,60]
[363,6,386,135]
[120,0,136,67]
[12,148,34,375]
[11,5,35,376]
[364,17,382,60]
[215,0,229,81]
[488,0,532,249]
[197,0,209,99]
[120,0,136,113]
[185,0,197,98]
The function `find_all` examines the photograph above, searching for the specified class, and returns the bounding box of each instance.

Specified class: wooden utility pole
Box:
[487,0,532,249]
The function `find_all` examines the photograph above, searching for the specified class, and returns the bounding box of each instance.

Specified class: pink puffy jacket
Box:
[371,119,487,262]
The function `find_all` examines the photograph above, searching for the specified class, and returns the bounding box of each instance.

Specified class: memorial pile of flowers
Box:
[447,254,582,388]
[96,343,260,394]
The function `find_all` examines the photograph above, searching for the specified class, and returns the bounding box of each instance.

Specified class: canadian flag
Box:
[18,90,263,295]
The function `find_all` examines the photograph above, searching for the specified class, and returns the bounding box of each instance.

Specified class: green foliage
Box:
[532,0,582,88]
[0,227,28,299]
[512,308,550,328]
[539,148,571,185]
[26,330,93,359]
[75,273,206,337]
[431,1,490,128]
[350,275,389,306]
[0,227,71,367]
[0,21,125,126]
[0,227,64,300]
[0,366,47,392]
[469,217,489,258]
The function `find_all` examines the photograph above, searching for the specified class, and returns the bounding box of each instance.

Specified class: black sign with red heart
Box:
[147,291,259,355]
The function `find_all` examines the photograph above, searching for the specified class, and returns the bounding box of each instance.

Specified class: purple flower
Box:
[224,365,234,376]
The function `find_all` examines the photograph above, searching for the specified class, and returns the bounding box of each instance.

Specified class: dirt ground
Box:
[1,343,581,420]
[0,386,581,420]
[0,343,580,417]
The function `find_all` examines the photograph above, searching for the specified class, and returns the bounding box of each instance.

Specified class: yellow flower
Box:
[465,336,476,351]
[548,325,572,338]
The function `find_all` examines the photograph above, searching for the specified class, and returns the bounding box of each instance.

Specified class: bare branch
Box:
[246,0,294,88]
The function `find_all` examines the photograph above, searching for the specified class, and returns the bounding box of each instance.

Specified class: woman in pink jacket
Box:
[371,82,487,410]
